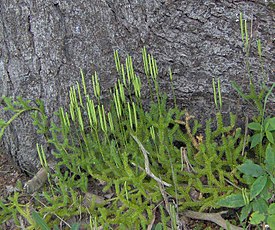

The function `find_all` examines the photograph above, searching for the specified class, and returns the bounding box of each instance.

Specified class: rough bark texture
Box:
[0,0,274,173]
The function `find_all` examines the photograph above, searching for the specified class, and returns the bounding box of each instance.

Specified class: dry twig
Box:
[183,210,242,230]
[158,182,188,229]
[180,147,196,173]
[174,112,200,150]
[131,134,171,187]
[147,208,157,230]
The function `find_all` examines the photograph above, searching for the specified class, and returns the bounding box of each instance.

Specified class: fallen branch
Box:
[24,167,48,193]
[183,210,242,230]
[24,160,56,194]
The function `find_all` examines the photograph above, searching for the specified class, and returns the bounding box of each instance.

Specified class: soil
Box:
[0,151,30,229]
[0,152,28,200]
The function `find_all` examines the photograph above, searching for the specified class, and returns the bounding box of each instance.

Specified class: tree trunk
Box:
[0,0,274,173]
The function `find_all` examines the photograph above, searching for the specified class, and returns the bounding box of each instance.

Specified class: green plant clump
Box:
[217,12,275,229]
[0,47,250,229]
[0,13,274,228]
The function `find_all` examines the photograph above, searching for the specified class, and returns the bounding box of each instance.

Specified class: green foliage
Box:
[0,48,248,229]
[0,41,273,229]
[31,211,51,230]
[217,194,246,208]
[214,13,275,228]
[232,82,274,164]
[248,116,275,148]
[32,211,80,230]
[212,78,222,111]
[0,97,46,140]
[267,203,275,230]
[0,10,273,229]
[217,144,275,227]
[233,13,274,124]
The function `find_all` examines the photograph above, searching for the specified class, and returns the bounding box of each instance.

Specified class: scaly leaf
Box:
[0,119,6,126]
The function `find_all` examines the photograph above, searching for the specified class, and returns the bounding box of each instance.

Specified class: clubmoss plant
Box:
[212,78,222,111]
[0,14,273,230]
[0,44,270,229]
[0,97,47,140]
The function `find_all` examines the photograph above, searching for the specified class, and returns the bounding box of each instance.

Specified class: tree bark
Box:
[0,0,274,173]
